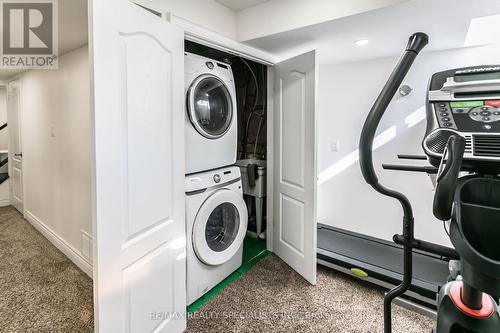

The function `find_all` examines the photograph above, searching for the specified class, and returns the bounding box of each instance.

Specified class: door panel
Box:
[7,79,23,213]
[90,1,185,332]
[273,51,317,284]
[281,72,305,188]
[122,32,174,241]
[280,193,304,254]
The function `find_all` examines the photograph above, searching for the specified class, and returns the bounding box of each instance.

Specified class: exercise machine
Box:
[317,35,457,310]
[359,32,500,332]
[317,49,457,309]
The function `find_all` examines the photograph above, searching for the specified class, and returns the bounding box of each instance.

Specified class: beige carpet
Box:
[0,206,94,333]
[187,255,435,333]
[0,204,436,333]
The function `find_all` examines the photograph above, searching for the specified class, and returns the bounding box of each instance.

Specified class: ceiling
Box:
[215,0,269,11]
[2,0,497,79]
[0,0,88,80]
[245,0,500,64]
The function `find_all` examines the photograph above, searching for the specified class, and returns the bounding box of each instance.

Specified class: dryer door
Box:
[187,74,233,139]
[193,189,248,266]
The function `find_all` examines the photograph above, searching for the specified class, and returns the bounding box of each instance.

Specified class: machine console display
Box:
[423,65,500,172]
[454,71,500,83]
[433,100,500,132]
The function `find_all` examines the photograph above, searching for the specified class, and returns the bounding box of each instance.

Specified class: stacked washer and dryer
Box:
[184,53,248,305]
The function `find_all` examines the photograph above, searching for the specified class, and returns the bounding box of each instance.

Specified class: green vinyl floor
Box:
[187,236,269,313]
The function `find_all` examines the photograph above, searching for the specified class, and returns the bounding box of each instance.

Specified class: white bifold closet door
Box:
[273,51,318,285]
[7,79,23,213]
[90,1,186,332]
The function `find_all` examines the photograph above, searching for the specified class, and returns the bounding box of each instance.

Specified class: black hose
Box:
[240,57,260,158]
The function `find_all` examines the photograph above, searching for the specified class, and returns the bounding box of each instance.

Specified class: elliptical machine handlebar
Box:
[359,32,429,186]
[358,32,429,333]
[433,136,466,221]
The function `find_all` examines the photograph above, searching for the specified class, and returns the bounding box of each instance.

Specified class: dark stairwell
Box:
[0,122,8,184]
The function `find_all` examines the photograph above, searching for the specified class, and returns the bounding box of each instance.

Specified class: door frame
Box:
[165,14,283,253]
[166,14,318,254]
[166,14,277,66]
[6,76,25,215]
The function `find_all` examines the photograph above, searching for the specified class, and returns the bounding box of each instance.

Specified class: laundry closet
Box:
[183,40,270,307]
[90,2,318,331]
[176,31,317,313]
[185,40,268,229]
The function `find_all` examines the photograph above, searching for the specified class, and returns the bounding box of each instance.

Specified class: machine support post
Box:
[383,215,414,333]
[462,283,483,310]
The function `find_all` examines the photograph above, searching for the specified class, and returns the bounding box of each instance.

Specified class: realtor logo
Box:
[0,0,58,69]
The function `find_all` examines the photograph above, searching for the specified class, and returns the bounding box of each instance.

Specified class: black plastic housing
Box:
[433,135,466,221]
[450,176,500,297]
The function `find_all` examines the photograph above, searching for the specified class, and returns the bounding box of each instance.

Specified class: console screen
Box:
[449,101,483,108]
[455,71,500,82]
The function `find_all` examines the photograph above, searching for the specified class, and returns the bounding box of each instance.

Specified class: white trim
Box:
[80,229,93,262]
[24,210,93,278]
[167,13,277,66]
[0,199,10,207]
[266,66,274,252]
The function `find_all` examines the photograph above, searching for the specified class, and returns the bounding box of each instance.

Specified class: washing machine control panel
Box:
[213,174,221,183]
[185,166,241,193]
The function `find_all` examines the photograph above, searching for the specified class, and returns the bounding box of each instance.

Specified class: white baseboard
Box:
[24,210,93,279]
[0,198,10,207]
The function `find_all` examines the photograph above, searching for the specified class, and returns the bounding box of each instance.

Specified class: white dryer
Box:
[185,52,238,175]
[185,166,248,305]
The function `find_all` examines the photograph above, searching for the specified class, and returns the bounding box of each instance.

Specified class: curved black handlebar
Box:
[433,135,466,221]
[406,32,430,54]
[359,32,429,187]
[358,32,428,333]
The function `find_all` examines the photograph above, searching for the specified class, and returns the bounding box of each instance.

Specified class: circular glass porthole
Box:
[188,75,233,139]
[192,189,248,266]
[205,202,240,252]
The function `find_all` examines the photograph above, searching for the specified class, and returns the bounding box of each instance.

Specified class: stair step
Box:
[0,173,9,184]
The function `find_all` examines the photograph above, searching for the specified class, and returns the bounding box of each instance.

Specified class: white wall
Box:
[317,44,500,246]
[135,0,237,39]
[21,46,92,273]
[236,0,406,41]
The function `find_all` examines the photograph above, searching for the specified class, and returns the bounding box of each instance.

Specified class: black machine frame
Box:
[357,32,500,333]
[357,32,456,332]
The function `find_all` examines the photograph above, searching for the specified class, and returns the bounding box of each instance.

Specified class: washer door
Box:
[187,74,233,139]
[193,189,248,266]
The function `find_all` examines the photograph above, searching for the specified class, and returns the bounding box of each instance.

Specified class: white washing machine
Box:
[185,52,238,175]
[185,166,248,305]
